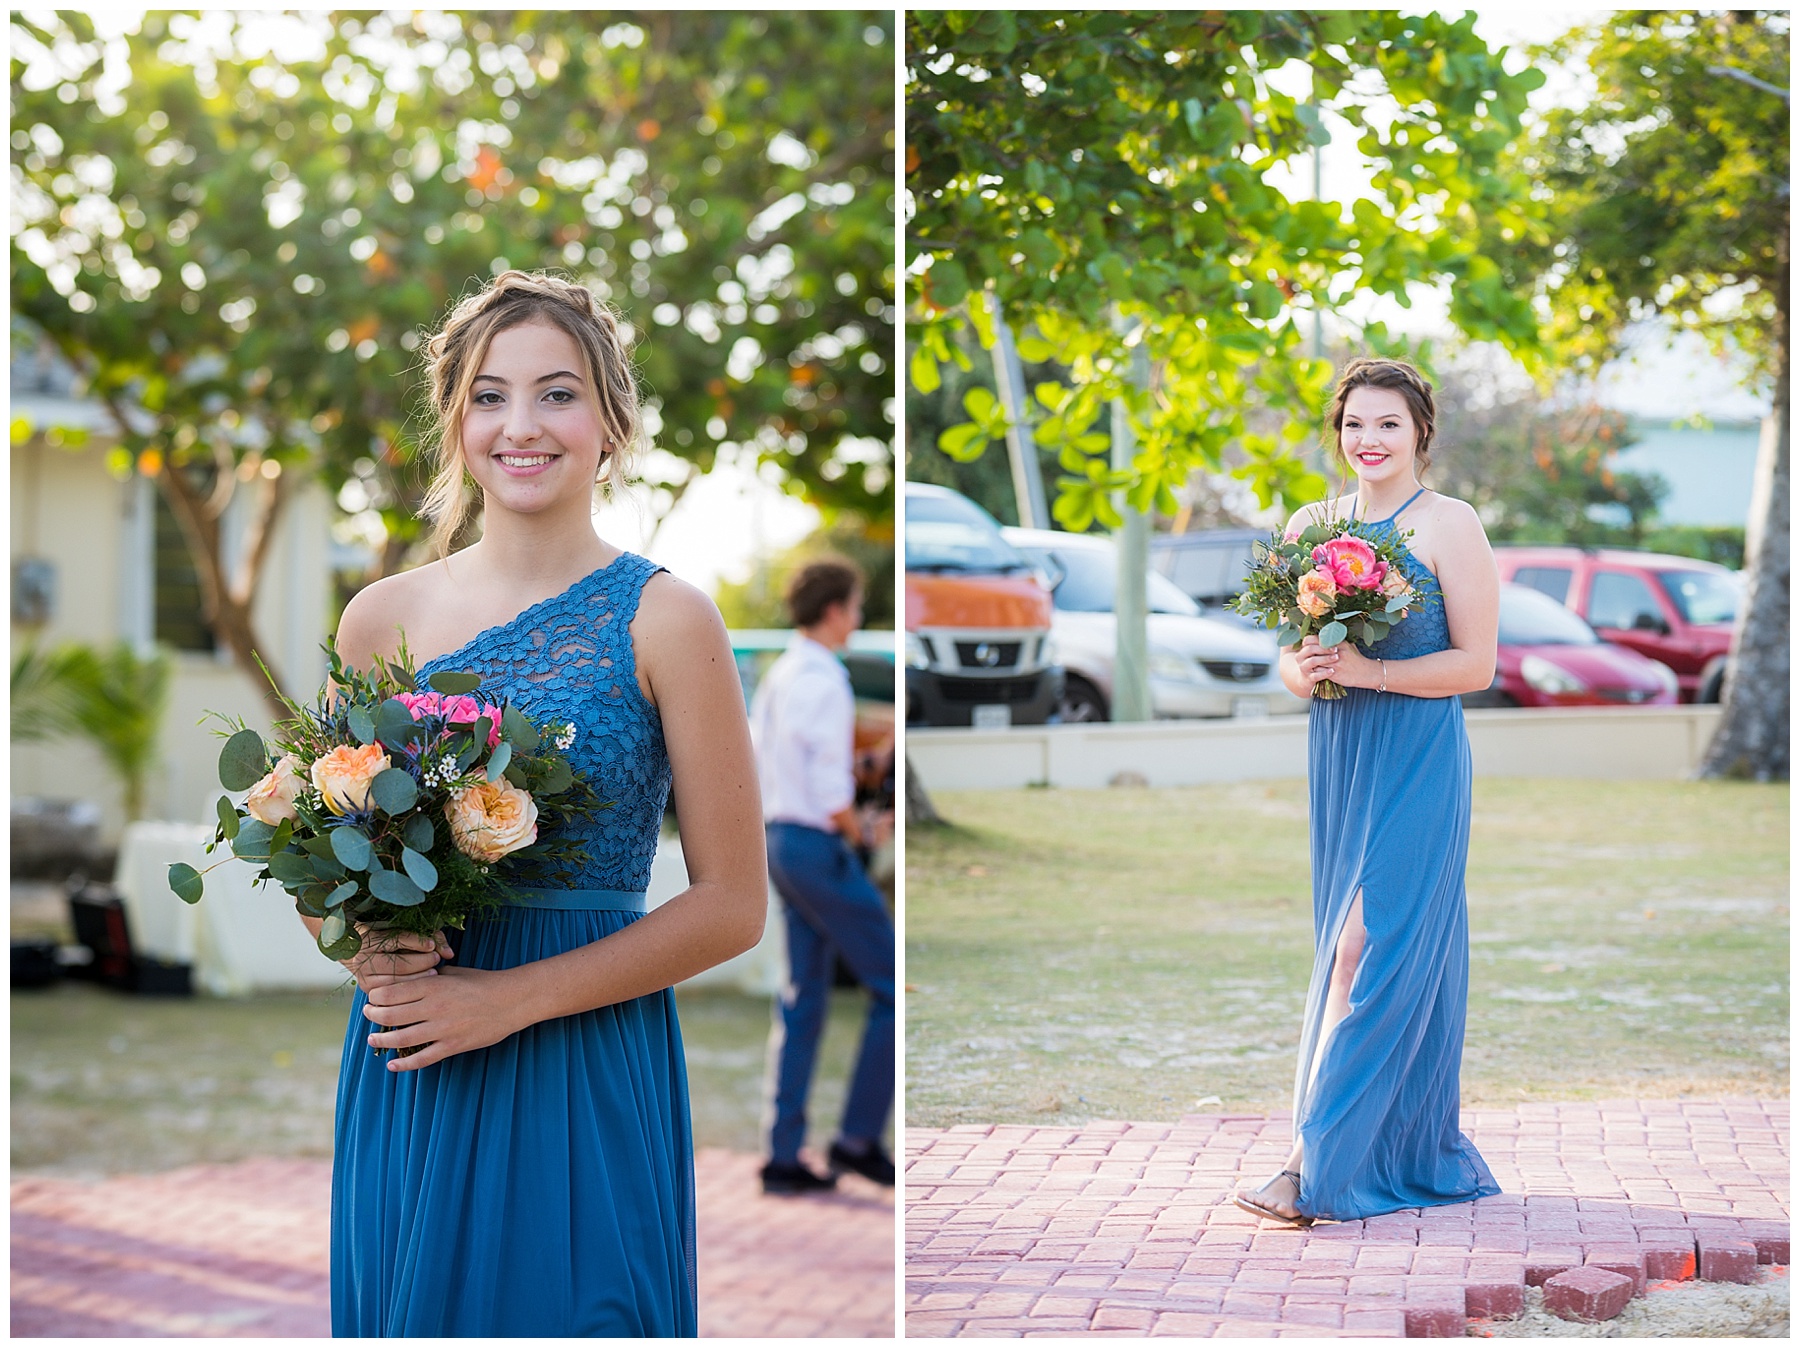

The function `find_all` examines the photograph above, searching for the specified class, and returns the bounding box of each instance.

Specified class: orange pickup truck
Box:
[904,483,1061,727]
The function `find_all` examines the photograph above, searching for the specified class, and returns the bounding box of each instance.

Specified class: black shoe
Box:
[828,1140,896,1186]
[760,1160,837,1195]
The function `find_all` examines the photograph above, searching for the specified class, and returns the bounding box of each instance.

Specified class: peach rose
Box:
[1379,566,1412,600]
[245,752,306,826]
[1296,568,1338,619]
[310,743,391,815]
[445,779,539,863]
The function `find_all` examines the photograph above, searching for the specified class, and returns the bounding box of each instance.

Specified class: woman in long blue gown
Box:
[1235,357,1503,1226]
[318,272,767,1334]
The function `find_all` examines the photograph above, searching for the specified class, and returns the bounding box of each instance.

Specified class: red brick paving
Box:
[12,1148,894,1338]
[905,1099,1788,1337]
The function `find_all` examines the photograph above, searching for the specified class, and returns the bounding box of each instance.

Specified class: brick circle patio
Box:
[905,1099,1787,1337]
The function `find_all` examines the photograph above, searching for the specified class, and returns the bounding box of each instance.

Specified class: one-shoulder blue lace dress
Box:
[1294,492,1500,1221]
[330,552,696,1336]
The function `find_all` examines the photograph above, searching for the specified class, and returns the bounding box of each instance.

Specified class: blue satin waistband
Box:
[504,887,649,913]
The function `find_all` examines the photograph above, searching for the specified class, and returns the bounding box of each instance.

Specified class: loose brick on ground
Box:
[1543,1265,1635,1322]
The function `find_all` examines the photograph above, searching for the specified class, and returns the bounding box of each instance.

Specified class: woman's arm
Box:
[1316,499,1499,698]
[362,574,768,1070]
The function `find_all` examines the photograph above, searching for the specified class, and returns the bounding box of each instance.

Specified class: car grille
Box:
[939,677,1040,703]
[954,640,1023,670]
[1200,660,1270,683]
[1596,688,1654,703]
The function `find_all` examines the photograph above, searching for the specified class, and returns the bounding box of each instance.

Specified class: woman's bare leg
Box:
[1267,892,1360,1187]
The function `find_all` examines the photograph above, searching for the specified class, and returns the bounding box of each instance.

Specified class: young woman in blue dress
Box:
[1234,357,1504,1226]
[313,271,768,1333]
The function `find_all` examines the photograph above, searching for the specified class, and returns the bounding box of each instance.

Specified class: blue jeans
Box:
[764,822,895,1165]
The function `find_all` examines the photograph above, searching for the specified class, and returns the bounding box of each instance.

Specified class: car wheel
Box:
[1058,676,1109,723]
[1700,667,1726,704]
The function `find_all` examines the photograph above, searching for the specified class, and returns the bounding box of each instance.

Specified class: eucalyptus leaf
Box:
[309,852,347,882]
[402,814,435,852]
[501,705,539,752]
[455,734,483,772]
[326,879,359,909]
[230,818,276,861]
[471,716,493,752]
[370,767,419,815]
[401,846,439,892]
[1386,593,1411,613]
[269,817,295,856]
[330,825,373,871]
[486,740,513,781]
[538,757,573,796]
[347,706,376,745]
[504,763,528,789]
[215,795,240,840]
[369,866,427,908]
[168,862,203,904]
[267,851,315,887]
[217,728,268,791]
[1319,620,1348,647]
[428,670,483,695]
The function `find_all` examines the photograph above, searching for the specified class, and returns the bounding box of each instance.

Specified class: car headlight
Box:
[1148,648,1199,683]
[905,632,932,670]
[1520,653,1587,695]
[1039,633,1059,667]
[1648,659,1678,693]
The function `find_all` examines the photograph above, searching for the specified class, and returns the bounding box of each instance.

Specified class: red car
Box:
[1494,546,1740,703]
[1462,584,1679,709]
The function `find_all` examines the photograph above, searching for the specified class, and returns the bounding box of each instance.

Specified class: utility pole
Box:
[1111,309,1152,723]
[992,312,1051,529]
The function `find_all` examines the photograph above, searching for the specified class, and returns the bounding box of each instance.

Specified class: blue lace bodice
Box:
[1353,492,1449,662]
[416,552,670,893]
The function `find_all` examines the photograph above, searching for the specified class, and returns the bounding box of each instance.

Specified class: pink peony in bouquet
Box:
[1233,520,1432,698]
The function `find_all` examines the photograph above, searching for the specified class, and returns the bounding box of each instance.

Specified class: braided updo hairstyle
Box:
[1324,356,1438,475]
[418,270,643,558]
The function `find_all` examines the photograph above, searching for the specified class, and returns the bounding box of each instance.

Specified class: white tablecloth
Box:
[113,823,785,998]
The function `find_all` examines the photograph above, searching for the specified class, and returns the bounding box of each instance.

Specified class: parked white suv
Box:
[1003,528,1307,721]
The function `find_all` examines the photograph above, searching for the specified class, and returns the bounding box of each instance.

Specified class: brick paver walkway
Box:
[906,1100,1788,1337]
[12,1148,894,1337]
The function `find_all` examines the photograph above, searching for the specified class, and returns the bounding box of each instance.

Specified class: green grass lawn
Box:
[11,978,879,1174]
[906,779,1788,1129]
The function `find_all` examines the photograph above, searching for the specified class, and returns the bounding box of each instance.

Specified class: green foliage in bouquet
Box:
[169,642,602,963]
[1233,521,1435,699]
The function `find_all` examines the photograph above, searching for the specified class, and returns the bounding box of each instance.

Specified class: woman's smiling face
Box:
[460,320,606,516]
[1339,385,1419,485]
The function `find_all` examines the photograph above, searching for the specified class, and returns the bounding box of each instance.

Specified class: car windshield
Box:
[905,493,1029,572]
[1655,569,1740,626]
[1498,585,1599,646]
[1025,544,1201,616]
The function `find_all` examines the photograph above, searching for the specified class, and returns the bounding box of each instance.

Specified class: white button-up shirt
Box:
[749,634,855,831]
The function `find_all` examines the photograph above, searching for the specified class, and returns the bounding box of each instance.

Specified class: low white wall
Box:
[907,706,1725,792]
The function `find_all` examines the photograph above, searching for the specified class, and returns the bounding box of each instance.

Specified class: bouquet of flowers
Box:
[168,643,599,964]
[1233,521,1432,699]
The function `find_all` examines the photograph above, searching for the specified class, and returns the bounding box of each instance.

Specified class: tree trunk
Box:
[904,755,945,826]
[1698,246,1788,781]
[156,458,296,724]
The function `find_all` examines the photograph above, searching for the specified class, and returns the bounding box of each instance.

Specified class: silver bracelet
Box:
[1378,659,1388,693]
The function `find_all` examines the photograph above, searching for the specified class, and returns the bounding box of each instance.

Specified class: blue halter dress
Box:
[1294,490,1500,1221]
[330,552,697,1336]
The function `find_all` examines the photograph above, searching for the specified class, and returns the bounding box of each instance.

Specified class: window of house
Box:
[153,487,216,652]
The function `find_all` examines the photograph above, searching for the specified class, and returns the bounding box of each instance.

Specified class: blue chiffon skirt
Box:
[329,908,696,1337]
[1296,687,1500,1221]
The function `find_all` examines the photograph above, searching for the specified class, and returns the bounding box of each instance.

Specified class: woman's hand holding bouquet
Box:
[170,643,599,1013]
[1233,521,1431,699]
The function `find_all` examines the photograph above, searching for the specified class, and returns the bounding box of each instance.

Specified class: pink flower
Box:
[1312,536,1387,591]
[245,753,305,826]
[396,691,502,747]
[1296,568,1338,618]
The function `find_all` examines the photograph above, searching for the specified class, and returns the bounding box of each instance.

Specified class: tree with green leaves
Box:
[12,10,894,718]
[906,9,1547,530]
[1490,10,1787,779]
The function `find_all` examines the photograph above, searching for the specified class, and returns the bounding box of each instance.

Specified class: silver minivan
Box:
[1003,527,1307,722]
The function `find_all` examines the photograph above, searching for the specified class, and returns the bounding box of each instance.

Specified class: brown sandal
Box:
[1232,1169,1314,1227]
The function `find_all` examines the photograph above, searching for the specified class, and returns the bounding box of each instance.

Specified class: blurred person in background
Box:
[751,558,896,1194]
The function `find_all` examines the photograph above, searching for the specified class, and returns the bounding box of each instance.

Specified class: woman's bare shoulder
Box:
[632,569,728,648]
[335,564,452,672]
